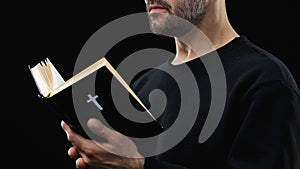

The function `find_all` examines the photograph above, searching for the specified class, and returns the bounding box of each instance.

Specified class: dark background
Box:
[5,1,299,168]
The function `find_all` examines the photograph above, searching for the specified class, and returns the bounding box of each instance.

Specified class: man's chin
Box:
[149,12,169,20]
[148,13,169,29]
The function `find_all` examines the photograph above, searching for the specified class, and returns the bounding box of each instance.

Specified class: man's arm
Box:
[143,157,189,169]
[227,81,300,169]
[61,118,191,169]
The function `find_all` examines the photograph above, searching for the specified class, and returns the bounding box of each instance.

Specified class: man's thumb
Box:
[87,118,114,141]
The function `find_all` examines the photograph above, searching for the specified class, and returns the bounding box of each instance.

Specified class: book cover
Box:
[29,57,163,140]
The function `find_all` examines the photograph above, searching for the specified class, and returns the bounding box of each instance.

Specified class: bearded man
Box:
[61,0,300,168]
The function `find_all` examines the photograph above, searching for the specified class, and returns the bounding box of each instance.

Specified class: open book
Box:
[29,57,162,138]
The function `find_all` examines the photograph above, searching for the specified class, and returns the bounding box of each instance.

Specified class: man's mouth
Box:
[149,4,169,14]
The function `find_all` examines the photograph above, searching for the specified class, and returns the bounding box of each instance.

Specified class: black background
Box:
[5,1,299,168]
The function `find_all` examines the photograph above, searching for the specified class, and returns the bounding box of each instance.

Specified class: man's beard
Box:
[148,0,208,37]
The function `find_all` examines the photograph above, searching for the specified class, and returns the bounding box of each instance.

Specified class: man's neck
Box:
[172,1,239,65]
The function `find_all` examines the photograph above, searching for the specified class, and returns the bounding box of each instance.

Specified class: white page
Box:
[46,58,65,90]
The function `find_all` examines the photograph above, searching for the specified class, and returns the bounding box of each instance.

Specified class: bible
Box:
[28,57,163,139]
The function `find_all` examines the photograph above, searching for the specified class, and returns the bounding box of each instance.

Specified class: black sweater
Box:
[130,36,300,169]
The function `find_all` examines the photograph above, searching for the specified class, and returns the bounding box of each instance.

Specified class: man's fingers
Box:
[61,120,88,151]
[87,118,116,142]
[68,147,80,159]
[76,158,86,169]
[61,120,72,139]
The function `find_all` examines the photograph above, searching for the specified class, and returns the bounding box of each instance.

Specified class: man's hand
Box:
[61,118,145,169]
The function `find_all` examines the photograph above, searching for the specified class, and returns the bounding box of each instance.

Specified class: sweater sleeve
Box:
[144,157,190,169]
[227,81,300,169]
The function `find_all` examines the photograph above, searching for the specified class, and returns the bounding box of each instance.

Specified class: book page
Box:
[30,64,51,97]
[29,58,66,98]
[45,58,65,90]
[50,58,107,97]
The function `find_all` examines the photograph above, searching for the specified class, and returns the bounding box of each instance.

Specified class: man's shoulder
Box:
[223,37,299,94]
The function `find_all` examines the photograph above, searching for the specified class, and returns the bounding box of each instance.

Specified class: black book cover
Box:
[37,85,91,139]
[30,60,164,141]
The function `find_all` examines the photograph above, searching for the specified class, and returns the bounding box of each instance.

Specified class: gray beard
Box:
[149,0,207,37]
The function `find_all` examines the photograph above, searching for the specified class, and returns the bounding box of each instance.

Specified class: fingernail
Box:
[75,159,80,169]
[61,120,65,128]
[61,121,70,139]
[68,148,73,158]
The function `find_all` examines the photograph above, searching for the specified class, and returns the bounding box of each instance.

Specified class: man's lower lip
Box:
[150,8,168,13]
